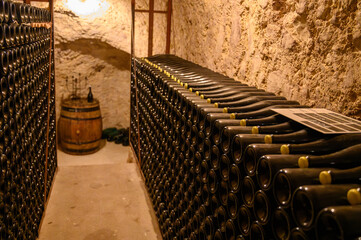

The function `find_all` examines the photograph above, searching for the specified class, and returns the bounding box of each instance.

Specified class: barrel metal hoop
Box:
[61,106,100,112]
[60,115,101,121]
[62,138,101,145]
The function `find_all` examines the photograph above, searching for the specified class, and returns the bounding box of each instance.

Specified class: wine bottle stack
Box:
[0,1,56,239]
[130,54,361,240]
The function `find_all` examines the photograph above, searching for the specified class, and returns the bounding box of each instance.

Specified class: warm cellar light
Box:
[65,0,109,18]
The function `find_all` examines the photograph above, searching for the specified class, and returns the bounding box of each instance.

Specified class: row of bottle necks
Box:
[0,26,56,239]
[0,0,51,24]
[130,55,361,240]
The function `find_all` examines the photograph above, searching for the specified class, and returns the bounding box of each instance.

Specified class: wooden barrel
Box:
[58,98,102,155]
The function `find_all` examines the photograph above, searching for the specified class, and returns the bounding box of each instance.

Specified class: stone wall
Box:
[171,0,361,119]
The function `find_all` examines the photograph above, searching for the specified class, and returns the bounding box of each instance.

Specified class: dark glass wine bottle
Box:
[273,168,331,207]
[241,176,256,208]
[87,86,93,102]
[297,143,361,168]
[316,205,361,240]
[215,95,285,108]
[237,205,251,237]
[224,99,299,113]
[319,166,361,185]
[272,206,292,240]
[280,134,361,156]
[208,90,274,104]
[291,184,360,230]
[256,154,307,191]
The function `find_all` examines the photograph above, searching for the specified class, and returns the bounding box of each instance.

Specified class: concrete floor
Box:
[38,141,162,240]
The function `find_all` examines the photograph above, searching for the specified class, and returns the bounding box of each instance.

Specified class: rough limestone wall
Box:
[54,0,166,128]
[171,0,361,119]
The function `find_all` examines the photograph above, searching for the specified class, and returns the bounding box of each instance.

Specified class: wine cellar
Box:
[1,0,361,239]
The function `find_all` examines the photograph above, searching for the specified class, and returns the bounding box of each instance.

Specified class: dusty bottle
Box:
[241,176,256,208]
[316,205,361,240]
[220,122,305,153]
[272,207,292,240]
[280,134,361,156]
[256,154,308,191]
[237,205,252,237]
[253,190,272,225]
[319,166,361,185]
[232,129,321,173]
[291,184,361,230]
[224,99,299,113]
[273,168,331,207]
[208,91,274,104]
[297,143,361,168]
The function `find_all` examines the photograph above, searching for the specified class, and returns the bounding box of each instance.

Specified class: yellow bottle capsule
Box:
[319,171,332,185]
[264,135,272,144]
[230,113,236,119]
[347,188,361,205]
[207,98,211,104]
[200,95,204,99]
[189,88,193,92]
[180,82,184,87]
[184,83,188,89]
[252,126,259,134]
[298,156,309,168]
[196,91,200,96]
[281,144,290,154]
[240,119,247,126]
[214,103,218,108]
[223,108,228,113]
[177,79,180,84]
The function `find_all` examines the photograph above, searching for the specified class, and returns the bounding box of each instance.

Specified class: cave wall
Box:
[53,0,167,128]
[54,0,131,129]
[171,0,361,119]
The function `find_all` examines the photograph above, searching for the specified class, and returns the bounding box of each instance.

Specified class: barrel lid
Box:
[62,98,99,108]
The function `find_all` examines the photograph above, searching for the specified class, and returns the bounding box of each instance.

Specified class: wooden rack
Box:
[131,0,172,57]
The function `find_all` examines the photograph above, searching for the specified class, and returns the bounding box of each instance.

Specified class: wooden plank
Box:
[44,0,53,203]
[135,9,167,14]
[36,0,51,1]
[131,0,135,56]
[166,0,172,54]
[24,0,52,2]
[148,0,154,57]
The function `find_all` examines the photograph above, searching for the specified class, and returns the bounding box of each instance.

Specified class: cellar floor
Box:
[38,141,162,240]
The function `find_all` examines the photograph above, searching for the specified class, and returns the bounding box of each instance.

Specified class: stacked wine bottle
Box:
[0,1,56,239]
[130,55,361,240]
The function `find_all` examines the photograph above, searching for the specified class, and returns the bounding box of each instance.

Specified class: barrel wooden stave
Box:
[59,98,102,155]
